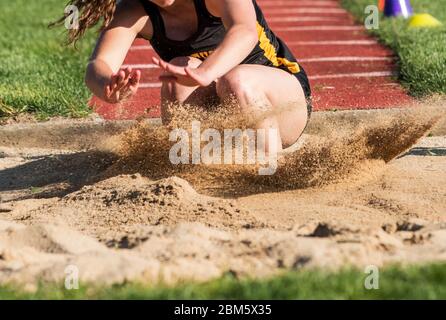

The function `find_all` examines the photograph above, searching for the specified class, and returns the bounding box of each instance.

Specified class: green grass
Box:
[1,264,446,300]
[341,0,446,97]
[0,0,96,119]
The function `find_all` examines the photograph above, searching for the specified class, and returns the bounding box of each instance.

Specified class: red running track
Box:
[90,0,413,120]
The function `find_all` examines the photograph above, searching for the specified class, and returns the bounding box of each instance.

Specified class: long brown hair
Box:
[50,0,117,45]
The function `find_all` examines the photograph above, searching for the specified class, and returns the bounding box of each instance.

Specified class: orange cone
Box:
[378,0,386,12]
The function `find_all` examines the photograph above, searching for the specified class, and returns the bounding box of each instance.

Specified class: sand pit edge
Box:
[1,109,445,150]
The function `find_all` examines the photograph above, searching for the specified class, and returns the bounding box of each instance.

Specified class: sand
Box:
[0,105,445,287]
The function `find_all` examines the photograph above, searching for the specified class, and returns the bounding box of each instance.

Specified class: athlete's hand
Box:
[152,57,213,87]
[104,67,141,103]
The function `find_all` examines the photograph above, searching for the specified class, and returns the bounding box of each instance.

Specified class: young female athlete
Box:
[60,0,311,152]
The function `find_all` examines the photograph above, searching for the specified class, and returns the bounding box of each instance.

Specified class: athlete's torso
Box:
[138,0,303,76]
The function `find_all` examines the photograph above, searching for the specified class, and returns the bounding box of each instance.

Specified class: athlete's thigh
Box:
[223,64,309,147]
[259,66,308,147]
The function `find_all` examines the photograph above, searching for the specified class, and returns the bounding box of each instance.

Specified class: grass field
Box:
[0,0,95,119]
[1,264,446,300]
[342,0,446,97]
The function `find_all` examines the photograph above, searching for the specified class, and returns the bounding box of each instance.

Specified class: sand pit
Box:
[0,105,445,287]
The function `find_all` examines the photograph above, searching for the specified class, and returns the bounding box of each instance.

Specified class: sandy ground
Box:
[0,106,445,287]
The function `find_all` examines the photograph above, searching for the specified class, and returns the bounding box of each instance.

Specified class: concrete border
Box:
[0,109,445,150]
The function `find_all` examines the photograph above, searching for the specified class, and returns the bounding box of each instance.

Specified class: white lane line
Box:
[275,26,363,31]
[268,16,344,22]
[310,71,396,80]
[259,1,340,7]
[298,56,394,62]
[265,8,346,14]
[140,83,162,88]
[130,45,153,50]
[288,40,378,45]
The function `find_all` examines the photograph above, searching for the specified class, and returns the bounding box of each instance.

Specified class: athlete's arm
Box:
[198,0,258,82]
[153,0,258,87]
[85,0,151,103]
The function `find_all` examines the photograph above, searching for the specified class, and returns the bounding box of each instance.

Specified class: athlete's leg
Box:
[216,64,308,151]
[161,56,217,123]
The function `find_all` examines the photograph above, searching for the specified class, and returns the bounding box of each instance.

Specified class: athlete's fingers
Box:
[152,57,168,74]
[118,74,139,100]
[105,85,118,103]
[111,73,122,100]
[115,70,127,91]
[152,56,161,67]
[159,59,181,76]
[185,67,211,87]
[153,57,197,85]
[105,85,112,99]
[110,73,119,90]
[107,75,120,103]
[165,62,187,76]
[152,57,186,77]
[118,85,133,101]
[111,75,122,95]
[118,67,134,93]
[129,70,141,91]
[124,67,133,82]
[120,77,139,101]
[184,67,201,85]
[152,57,168,71]
[118,70,126,82]
[159,59,170,72]
[119,73,131,92]
[129,69,141,84]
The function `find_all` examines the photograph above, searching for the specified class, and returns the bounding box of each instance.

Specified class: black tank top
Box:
[138,0,303,76]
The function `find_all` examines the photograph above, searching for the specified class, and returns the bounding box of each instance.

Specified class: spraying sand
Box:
[0,104,445,287]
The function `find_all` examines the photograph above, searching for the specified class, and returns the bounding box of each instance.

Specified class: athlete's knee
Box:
[217,66,258,101]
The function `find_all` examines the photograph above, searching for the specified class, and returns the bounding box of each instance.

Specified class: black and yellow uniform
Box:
[139,0,312,114]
